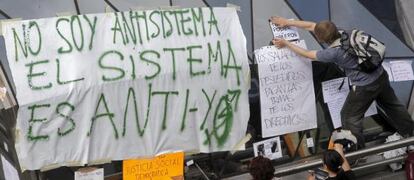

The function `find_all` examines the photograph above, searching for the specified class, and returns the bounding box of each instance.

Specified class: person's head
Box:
[314,21,341,44]
[322,149,344,174]
[249,156,275,180]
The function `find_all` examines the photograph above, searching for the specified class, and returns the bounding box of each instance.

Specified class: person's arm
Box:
[272,39,317,60]
[271,16,316,32]
[334,143,351,171]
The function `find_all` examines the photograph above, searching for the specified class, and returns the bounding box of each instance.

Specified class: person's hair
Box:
[249,156,275,180]
[323,149,344,173]
[314,21,341,44]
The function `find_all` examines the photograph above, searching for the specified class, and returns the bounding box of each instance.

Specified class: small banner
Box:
[123,152,184,180]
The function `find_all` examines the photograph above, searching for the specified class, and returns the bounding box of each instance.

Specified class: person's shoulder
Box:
[328,47,350,59]
[319,47,342,53]
[316,47,341,61]
[327,47,344,52]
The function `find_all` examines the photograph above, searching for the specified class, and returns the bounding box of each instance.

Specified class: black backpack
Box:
[331,29,386,73]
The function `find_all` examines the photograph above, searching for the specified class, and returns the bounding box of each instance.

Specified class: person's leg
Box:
[376,78,414,137]
[341,86,376,148]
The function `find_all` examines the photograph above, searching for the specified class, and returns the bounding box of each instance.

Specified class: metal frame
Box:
[274,136,414,177]
[0,9,11,19]
[104,0,120,12]
[73,0,81,15]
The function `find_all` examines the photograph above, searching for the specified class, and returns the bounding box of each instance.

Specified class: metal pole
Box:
[195,162,211,180]
[353,155,406,172]
[274,136,414,177]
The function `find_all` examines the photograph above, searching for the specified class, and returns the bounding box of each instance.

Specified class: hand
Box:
[272,38,288,48]
[307,171,316,180]
[270,16,289,27]
[334,143,344,150]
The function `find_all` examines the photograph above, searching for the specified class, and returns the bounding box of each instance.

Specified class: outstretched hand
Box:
[270,16,289,27]
[272,38,288,48]
[307,171,316,180]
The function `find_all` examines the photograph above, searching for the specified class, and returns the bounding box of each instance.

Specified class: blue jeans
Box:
[341,72,414,148]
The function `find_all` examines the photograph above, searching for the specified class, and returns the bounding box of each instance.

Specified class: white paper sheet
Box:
[256,40,317,137]
[322,77,349,103]
[269,21,300,41]
[253,136,282,160]
[389,60,414,82]
[75,168,103,180]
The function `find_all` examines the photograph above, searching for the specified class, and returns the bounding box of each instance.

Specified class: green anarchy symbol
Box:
[212,94,233,147]
[202,90,240,147]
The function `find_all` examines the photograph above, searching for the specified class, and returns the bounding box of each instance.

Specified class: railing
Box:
[104,137,414,179]
[274,136,414,177]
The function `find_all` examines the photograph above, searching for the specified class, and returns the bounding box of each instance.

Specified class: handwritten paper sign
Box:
[323,77,377,129]
[327,98,346,129]
[389,60,414,82]
[253,137,282,160]
[123,152,184,180]
[255,40,317,137]
[269,21,299,41]
[382,62,394,81]
[322,77,349,103]
[327,98,377,129]
[75,168,103,180]
[2,8,250,170]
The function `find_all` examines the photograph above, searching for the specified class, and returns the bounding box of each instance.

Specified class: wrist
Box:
[285,40,292,47]
[285,19,293,26]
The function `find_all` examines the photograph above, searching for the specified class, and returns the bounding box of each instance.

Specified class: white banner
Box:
[2,8,250,170]
[255,41,317,138]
